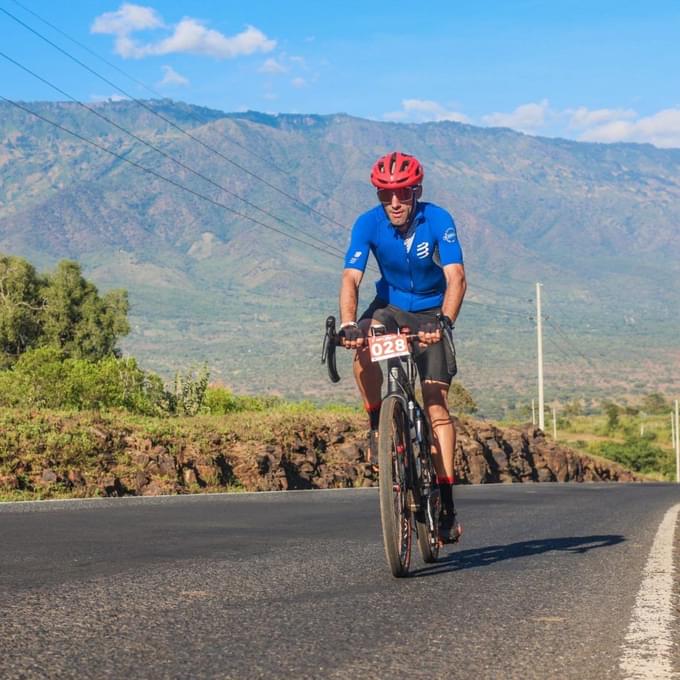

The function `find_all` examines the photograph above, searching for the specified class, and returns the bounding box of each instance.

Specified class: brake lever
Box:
[436,313,456,359]
[321,315,341,383]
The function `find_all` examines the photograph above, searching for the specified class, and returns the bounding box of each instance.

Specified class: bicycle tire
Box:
[377,395,412,577]
[416,486,440,563]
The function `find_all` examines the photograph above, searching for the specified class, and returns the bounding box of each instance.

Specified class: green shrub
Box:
[171,364,210,416]
[204,386,282,414]
[0,347,167,415]
[592,435,671,477]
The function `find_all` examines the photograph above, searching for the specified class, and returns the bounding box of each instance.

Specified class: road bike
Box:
[322,316,449,577]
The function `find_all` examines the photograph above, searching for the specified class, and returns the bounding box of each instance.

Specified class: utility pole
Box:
[532,399,536,426]
[672,411,676,450]
[536,283,545,431]
[552,405,557,440]
[675,400,679,483]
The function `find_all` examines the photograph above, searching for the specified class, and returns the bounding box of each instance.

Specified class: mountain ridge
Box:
[1,99,678,415]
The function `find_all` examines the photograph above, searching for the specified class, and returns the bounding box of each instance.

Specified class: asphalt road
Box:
[1,483,679,680]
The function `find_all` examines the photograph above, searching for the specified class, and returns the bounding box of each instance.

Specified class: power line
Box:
[1,96,355,269]
[0,5,350,232]
[0,5,567,314]
[0,50,354,263]
[544,316,600,373]
[1,95,536,323]
[7,0,344,208]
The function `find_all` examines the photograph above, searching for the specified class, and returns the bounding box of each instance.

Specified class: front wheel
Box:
[377,395,412,577]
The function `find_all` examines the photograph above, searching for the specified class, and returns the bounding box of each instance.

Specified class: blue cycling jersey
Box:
[343,201,464,312]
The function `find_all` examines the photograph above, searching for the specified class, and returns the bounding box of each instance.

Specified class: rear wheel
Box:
[377,395,412,577]
[416,486,440,563]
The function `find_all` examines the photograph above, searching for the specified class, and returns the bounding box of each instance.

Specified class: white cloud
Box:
[91,3,163,35]
[577,108,680,148]
[259,58,287,74]
[568,106,636,130]
[482,99,550,133]
[143,20,275,59]
[291,77,307,88]
[91,4,275,60]
[384,99,469,124]
[158,65,189,87]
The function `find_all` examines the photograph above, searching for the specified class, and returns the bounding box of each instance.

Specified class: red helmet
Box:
[370,151,424,189]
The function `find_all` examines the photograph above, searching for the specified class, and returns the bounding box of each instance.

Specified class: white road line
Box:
[620,502,680,680]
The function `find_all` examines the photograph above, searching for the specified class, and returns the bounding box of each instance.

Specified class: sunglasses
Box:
[377,186,419,204]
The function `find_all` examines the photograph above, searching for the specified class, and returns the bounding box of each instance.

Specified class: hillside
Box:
[1,99,679,415]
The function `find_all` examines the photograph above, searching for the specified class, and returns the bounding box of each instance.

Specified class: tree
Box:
[602,400,620,431]
[563,399,583,417]
[0,255,44,366]
[640,392,669,415]
[447,381,478,414]
[40,260,129,360]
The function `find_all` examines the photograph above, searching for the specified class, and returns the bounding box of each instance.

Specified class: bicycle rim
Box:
[378,395,412,577]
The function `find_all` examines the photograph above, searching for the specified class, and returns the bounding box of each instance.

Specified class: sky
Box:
[1,0,680,147]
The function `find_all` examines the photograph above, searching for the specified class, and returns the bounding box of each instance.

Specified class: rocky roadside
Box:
[0,410,639,500]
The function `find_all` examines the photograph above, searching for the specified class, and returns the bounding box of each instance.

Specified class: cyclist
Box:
[339,151,466,544]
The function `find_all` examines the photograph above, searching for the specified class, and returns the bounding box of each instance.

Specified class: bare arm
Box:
[339,268,364,326]
[441,263,466,324]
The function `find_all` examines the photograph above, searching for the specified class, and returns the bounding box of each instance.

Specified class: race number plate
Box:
[368,334,410,363]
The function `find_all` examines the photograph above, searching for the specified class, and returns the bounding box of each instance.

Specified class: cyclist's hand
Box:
[339,323,365,349]
[418,320,441,345]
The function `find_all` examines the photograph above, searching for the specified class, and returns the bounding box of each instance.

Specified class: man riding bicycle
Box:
[338,151,467,544]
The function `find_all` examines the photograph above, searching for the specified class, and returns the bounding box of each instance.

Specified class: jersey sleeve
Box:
[343,213,373,271]
[436,211,464,265]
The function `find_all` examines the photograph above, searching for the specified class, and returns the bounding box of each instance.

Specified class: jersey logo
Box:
[349,250,363,264]
[443,227,458,244]
[416,242,429,259]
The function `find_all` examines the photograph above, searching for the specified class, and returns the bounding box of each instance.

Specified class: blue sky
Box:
[2,0,680,146]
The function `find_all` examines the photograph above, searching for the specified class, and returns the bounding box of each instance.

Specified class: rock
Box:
[0,474,18,490]
[256,454,271,474]
[41,469,58,484]
[158,454,176,476]
[196,464,218,485]
[141,480,167,496]
[183,468,198,486]
[98,474,119,496]
[338,443,362,462]
[131,452,150,467]
[134,470,148,492]
[67,470,85,486]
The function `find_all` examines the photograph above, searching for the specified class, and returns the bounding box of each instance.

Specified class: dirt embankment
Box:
[0,409,639,499]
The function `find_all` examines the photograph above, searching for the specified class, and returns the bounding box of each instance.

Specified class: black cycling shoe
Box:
[366,429,379,471]
[438,507,463,545]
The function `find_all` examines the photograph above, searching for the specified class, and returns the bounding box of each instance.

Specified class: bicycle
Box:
[322,315,452,577]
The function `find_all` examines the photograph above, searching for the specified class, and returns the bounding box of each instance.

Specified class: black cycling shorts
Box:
[359,298,457,385]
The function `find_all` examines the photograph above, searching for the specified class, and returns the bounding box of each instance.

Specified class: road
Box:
[1,484,678,680]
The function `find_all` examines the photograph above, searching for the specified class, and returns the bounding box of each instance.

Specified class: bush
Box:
[0,347,167,415]
[447,381,478,414]
[204,386,282,414]
[592,434,671,476]
[171,364,210,416]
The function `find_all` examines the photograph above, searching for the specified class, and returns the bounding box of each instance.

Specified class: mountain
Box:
[1,99,678,416]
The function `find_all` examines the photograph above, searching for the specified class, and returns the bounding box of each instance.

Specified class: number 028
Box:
[370,335,408,359]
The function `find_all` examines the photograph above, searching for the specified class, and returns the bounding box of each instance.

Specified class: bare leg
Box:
[352,318,383,408]
[423,380,461,542]
[422,380,455,479]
